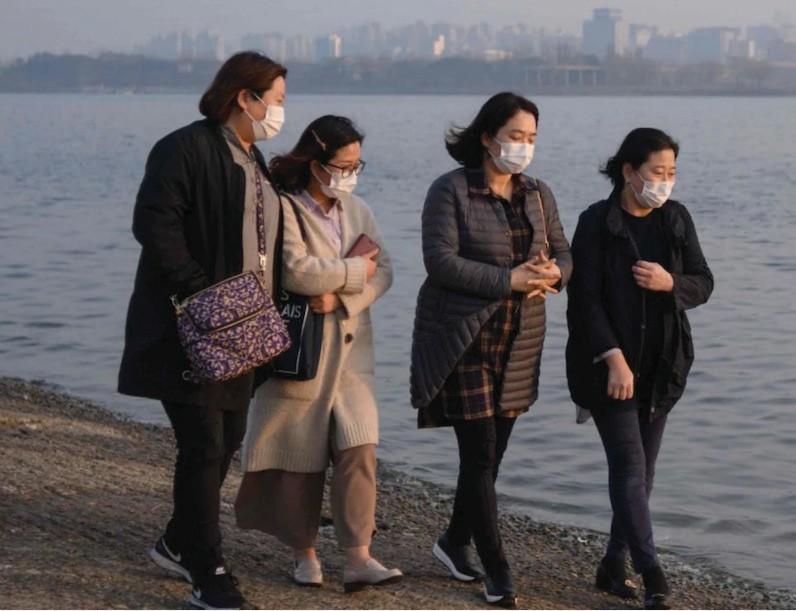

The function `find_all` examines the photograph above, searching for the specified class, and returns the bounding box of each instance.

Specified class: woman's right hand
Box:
[363,249,379,280]
[510,263,560,297]
[605,351,634,400]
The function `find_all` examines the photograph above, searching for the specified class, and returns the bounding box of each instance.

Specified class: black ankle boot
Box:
[642,565,671,610]
[595,555,638,599]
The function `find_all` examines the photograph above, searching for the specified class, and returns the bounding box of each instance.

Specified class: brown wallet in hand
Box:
[345,233,381,258]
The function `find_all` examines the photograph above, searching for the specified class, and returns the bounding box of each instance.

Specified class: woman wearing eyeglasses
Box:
[235,115,402,593]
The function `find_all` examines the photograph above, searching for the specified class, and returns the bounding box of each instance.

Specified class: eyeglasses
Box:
[323,160,366,179]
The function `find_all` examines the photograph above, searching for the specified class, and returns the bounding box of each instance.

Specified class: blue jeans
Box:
[593,407,667,573]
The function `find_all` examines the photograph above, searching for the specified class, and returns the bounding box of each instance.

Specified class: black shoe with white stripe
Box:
[148,535,192,583]
[483,568,517,608]
[190,566,247,610]
[432,533,483,582]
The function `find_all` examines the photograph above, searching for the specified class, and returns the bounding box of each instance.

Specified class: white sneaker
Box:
[293,556,323,587]
[343,557,402,593]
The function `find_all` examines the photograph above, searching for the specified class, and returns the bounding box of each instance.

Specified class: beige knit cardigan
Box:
[241,191,393,473]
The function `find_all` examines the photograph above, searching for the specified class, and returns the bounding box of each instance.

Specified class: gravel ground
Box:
[1,377,793,610]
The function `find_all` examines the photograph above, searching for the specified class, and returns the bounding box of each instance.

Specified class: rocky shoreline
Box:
[1,376,793,609]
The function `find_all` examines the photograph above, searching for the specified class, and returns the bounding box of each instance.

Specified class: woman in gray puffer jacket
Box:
[410,92,572,608]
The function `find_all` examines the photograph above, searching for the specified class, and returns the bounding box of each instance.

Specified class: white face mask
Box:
[314,164,358,198]
[632,172,674,209]
[245,94,284,141]
[489,139,535,175]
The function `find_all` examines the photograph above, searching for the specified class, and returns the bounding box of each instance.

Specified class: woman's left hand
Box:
[309,293,341,314]
[632,261,674,292]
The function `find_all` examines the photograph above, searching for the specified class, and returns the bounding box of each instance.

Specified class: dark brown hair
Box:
[269,115,365,194]
[198,51,287,123]
[446,91,539,168]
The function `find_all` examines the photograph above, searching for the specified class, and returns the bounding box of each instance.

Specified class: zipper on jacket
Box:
[623,224,647,384]
[192,309,263,334]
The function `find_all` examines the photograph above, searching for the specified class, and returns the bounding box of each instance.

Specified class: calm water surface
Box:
[1,93,794,588]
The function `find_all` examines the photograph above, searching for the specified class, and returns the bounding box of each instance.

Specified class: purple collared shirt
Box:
[297,190,343,255]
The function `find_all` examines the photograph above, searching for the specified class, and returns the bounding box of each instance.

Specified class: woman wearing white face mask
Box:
[410,92,572,607]
[119,52,286,610]
[235,115,402,593]
[566,128,713,609]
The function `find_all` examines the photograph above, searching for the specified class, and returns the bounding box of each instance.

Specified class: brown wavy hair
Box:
[199,51,287,123]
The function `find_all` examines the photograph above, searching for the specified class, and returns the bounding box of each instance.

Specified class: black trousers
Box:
[162,401,248,580]
[446,416,517,577]
[593,407,667,573]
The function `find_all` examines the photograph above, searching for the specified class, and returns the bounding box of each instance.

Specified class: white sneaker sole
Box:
[189,593,240,610]
[148,546,192,584]
[432,542,477,582]
[483,584,518,608]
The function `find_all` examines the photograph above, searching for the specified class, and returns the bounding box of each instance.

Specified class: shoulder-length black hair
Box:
[269,115,365,193]
[445,92,539,168]
[601,127,680,189]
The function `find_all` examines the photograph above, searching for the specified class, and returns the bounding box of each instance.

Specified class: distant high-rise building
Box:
[432,35,446,58]
[286,34,313,62]
[241,33,286,61]
[628,24,658,55]
[644,34,687,64]
[314,34,343,60]
[747,25,781,59]
[582,8,628,59]
[136,32,180,59]
[686,27,742,63]
[178,31,195,60]
[195,30,224,61]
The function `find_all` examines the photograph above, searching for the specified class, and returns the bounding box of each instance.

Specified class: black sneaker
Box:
[432,533,484,582]
[595,556,638,599]
[642,565,671,610]
[483,568,517,608]
[148,535,192,583]
[190,567,247,610]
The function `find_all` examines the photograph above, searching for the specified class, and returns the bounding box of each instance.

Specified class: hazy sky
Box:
[1,0,793,60]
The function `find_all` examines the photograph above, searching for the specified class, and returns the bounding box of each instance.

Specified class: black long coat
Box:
[565,191,713,415]
[118,119,282,409]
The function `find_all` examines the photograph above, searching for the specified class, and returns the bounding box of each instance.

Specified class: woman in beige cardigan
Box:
[236,115,401,592]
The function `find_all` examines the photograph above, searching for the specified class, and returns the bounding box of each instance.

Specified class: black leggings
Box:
[162,401,247,580]
[447,416,516,576]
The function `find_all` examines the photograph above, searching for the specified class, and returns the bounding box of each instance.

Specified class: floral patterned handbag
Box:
[170,165,291,384]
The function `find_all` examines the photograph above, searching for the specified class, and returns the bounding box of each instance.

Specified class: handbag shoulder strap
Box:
[283,193,310,241]
[252,163,269,273]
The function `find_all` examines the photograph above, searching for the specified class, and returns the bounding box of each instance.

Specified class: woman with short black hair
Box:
[566,128,713,609]
[411,92,572,608]
[118,51,287,610]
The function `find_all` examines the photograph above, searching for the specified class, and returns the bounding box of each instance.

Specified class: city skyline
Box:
[1,0,794,61]
[129,11,795,67]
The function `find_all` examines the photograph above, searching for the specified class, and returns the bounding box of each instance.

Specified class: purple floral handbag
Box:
[171,164,290,384]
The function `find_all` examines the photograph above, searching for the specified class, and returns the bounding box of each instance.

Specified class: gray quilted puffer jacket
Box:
[410,167,572,426]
